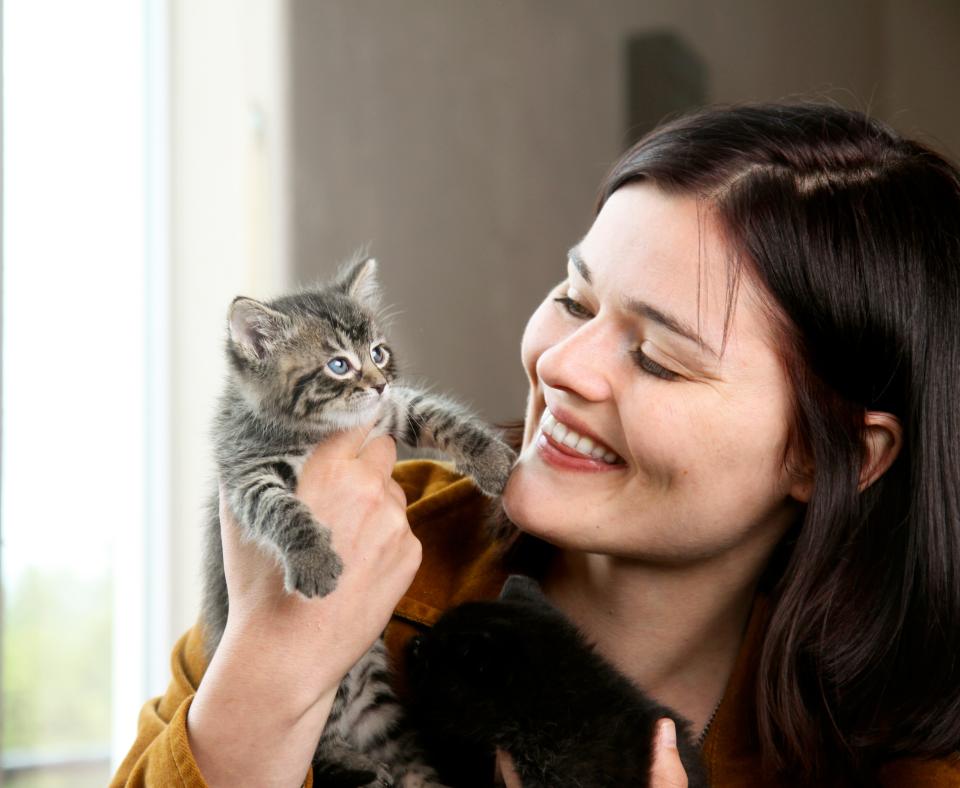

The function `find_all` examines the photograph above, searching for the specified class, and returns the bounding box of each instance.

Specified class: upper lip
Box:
[542,403,622,459]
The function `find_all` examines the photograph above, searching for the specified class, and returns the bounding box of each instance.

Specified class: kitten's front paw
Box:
[460,435,517,497]
[284,544,344,598]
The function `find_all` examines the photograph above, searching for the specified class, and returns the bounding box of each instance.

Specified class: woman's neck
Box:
[540,547,760,737]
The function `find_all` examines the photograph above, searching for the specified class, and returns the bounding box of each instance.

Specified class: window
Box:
[2,2,166,784]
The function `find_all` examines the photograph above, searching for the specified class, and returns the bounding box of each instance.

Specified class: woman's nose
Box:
[536,319,614,402]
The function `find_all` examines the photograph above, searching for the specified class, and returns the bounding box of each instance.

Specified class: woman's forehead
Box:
[577,183,777,358]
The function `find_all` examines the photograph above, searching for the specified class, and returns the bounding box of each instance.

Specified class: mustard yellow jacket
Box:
[111,461,960,787]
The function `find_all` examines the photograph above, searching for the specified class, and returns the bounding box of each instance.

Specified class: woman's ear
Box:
[859,411,902,492]
[787,466,813,504]
[786,411,903,503]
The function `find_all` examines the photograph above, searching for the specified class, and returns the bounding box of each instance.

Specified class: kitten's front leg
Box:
[388,386,516,496]
[228,465,343,597]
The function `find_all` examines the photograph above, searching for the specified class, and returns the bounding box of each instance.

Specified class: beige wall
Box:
[883,0,960,159]
[287,0,957,424]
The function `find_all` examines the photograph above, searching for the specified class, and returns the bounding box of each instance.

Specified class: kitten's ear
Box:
[227,297,293,363]
[499,575,551,608]
[333,255,381,310]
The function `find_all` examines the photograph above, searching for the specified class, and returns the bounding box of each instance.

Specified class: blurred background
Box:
[2,0,958,784]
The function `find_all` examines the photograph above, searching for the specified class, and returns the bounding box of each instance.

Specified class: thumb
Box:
[649,718,688,788]
[308,421,377,461]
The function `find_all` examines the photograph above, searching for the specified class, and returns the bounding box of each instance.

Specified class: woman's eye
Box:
[327,357,351,374]
[371,344,389,366]
[554,292,680,381]
[631,349,681,381]
[553,295,593,320]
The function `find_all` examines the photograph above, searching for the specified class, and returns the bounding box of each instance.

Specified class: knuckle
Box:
[355,472,385,504]
[381,437,398,462]
[403,535,423,572]
[386,478,406,500]
[407,533,423,560]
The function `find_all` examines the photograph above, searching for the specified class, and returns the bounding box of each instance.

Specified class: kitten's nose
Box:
[373,383,386,395]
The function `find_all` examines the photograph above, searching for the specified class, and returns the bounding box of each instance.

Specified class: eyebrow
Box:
[568,246,592,284]
[567,246,719,359]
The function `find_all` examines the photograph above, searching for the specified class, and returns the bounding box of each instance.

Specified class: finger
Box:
[356,433,398,478]
[299,424,382,489]
[308,422,378,462]
[494,750,524,788]
[649,719,688,788]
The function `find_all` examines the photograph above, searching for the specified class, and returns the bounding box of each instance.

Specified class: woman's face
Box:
[501,182,805,562]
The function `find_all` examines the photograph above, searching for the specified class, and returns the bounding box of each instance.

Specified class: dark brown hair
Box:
[598,104,960,780]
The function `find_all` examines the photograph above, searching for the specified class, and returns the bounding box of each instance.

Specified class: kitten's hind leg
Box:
[312,761,392,788]
[388,387,516,496]
[315,739,394,787]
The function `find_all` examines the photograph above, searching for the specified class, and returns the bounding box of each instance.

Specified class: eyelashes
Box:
[629,349,679,381]
[553,295,592,320]
[552,295,681,382]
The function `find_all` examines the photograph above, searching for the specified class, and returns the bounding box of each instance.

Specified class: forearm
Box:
[186,626,338,788]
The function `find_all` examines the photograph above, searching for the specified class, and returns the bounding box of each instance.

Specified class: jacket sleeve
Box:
[109,625,211,786]
[108,625,316,787]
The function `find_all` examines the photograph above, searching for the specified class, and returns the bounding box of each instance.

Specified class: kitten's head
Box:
[406,578,574,726]
[225,256,397,430]
[407,601,527,727]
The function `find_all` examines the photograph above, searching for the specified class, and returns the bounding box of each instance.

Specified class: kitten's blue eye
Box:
[371,344,389,366]
[327,357,350,374]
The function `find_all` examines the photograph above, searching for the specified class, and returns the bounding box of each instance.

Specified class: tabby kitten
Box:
[200,255,515,786]
[406,575,710,788]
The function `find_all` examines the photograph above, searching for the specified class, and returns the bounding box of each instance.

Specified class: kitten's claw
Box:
[284,543,343,598]
[460,434,517,497]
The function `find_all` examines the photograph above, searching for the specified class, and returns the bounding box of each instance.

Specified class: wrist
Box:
[187,627,339,788]
[219,609,350,712]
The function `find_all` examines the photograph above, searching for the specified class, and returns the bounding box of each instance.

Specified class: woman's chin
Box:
[502,459,566,541]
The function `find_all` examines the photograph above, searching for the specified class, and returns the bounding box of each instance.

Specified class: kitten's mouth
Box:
[346,390,389,412]
[539,408,623,465]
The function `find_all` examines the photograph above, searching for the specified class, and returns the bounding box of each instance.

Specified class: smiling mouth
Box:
[539,409,623,464]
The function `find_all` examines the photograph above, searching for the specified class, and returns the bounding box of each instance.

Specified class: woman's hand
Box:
[220,425,420,694]
[187,425,422,788]
[493,719,689,787]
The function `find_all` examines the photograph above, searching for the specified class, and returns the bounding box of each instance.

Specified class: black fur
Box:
[406,576,709,787]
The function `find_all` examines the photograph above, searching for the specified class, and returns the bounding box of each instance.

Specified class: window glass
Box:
[2,2,146,784]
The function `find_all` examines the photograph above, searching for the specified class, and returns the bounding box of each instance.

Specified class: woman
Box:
[113,104,960,787]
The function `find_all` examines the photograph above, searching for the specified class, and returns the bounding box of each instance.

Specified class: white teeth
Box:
[538,408,621,465]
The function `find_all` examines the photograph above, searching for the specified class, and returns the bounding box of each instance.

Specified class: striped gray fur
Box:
[200,255,514,786]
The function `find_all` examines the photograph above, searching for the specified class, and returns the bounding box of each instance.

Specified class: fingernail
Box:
[658,718,677,749]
